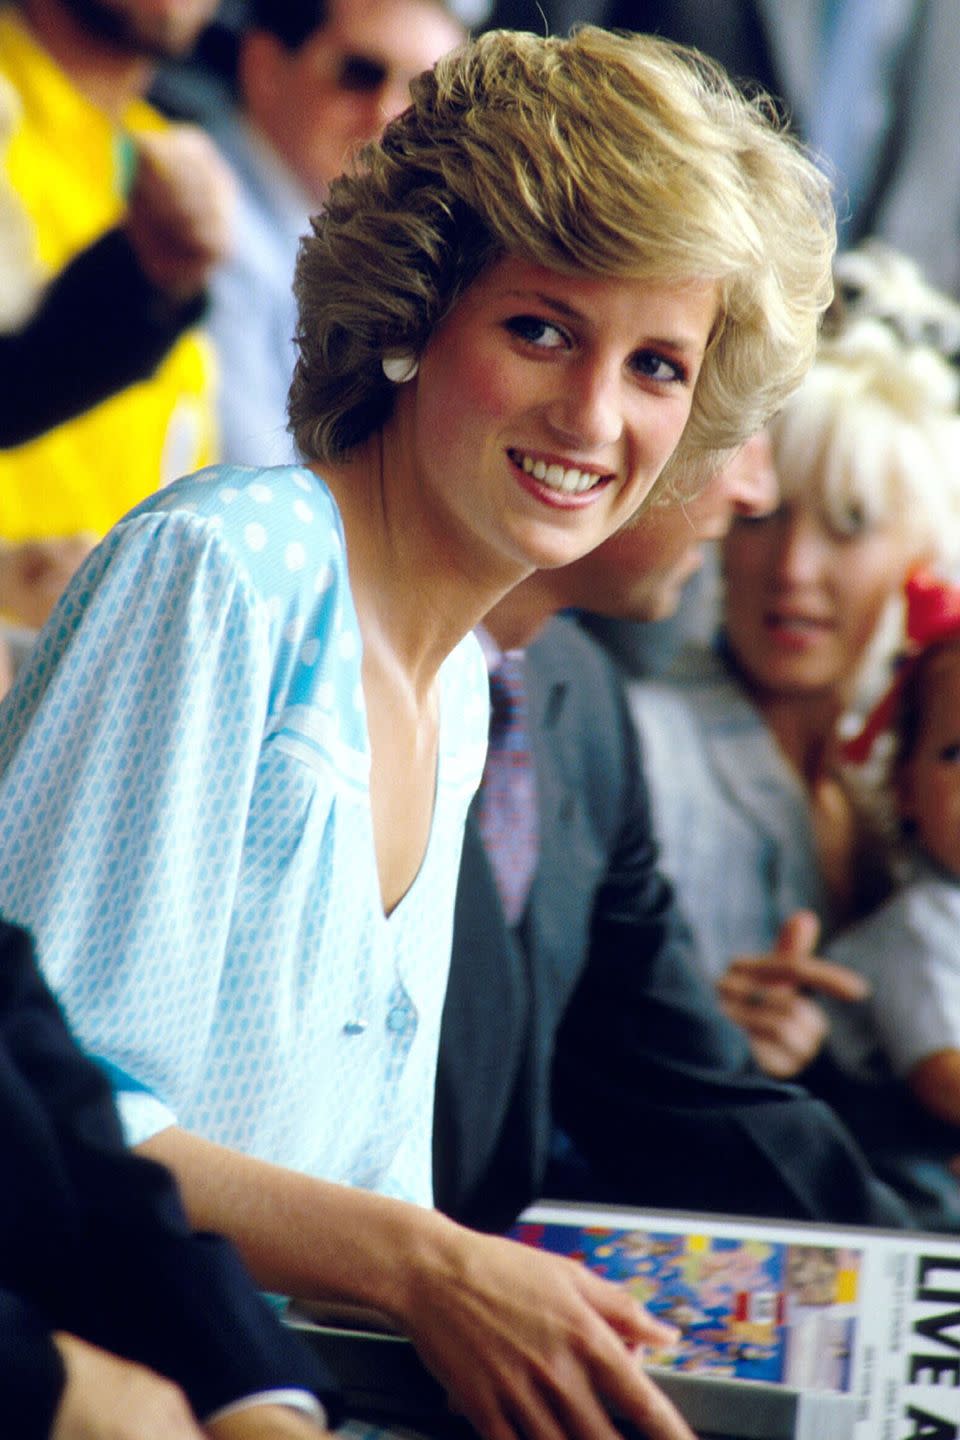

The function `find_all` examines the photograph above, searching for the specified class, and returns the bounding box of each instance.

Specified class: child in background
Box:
[826,570,960,1127]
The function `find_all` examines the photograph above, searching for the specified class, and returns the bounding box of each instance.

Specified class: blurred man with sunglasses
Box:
[205,0,472,466]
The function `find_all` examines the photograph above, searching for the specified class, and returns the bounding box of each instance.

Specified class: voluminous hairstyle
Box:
[770,318,960,566]
[289,25,836,498]
[769,317,960,716]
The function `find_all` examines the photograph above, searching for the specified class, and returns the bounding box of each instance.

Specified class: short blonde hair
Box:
[290,25,835,497]
[770,319,960,566]
[769,319,960,716]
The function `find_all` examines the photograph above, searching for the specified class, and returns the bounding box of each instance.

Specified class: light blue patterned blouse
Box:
[0,465,489,1208]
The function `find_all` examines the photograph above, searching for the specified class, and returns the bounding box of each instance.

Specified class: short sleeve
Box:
[0,510,274,1142]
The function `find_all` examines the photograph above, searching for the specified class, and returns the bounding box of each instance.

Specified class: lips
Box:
[765,610,833,634]
[508,447,613,497]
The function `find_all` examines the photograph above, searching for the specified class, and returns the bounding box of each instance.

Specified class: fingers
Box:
[774,907,820,959]
[578,1264,679,1350]
[125,125,236,297]
[732,953,868,1002]
[725,909,870,1003]
[717,966,832,1077]
[406,1228,694,1440]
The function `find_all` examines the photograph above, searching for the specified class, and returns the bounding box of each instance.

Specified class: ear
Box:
[238,31,287,124]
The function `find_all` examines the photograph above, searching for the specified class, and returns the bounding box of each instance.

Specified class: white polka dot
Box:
[294,499,314,524]
[314,564,333,594]
[206,514,223,530]
[284,616,305,643]
[247,483,273,504]
[285,541,306,572]
[178,500,199,514]
[338,629,357,660]
[244,522,268,552]
[317,680,335,709]
[218,486,239,505]
[301,639,321,666]
[294,471,312,492]
[266,595,284,622]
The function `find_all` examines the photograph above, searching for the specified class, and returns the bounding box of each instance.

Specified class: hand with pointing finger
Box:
[716,909,869,1079]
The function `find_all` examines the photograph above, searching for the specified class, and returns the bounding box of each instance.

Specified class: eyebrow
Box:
[505,289,707,354]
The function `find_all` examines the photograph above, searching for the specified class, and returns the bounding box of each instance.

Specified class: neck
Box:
[317,433,534,698]
[750,687,846,786]
[24,0,153,116]
[483,573,559,653]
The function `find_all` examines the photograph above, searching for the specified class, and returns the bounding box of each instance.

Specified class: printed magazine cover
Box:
[510,1201,960,1440]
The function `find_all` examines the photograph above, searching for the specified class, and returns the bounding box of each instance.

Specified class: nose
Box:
[545,359,624,451]
[725,432,779,518]
[773,505,828,584]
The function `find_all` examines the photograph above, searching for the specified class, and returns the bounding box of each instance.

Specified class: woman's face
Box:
[722,468,917,703]
[402,255,717,576]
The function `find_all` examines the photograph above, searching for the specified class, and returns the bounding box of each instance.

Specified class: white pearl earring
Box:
[381,353,419,384]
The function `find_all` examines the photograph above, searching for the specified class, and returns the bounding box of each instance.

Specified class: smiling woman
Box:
[0,24,834,1440]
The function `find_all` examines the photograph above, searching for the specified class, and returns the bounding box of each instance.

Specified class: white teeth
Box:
[517,452,601,494]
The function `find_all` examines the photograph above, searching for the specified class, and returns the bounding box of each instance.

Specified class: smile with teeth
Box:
[510,449,611,495]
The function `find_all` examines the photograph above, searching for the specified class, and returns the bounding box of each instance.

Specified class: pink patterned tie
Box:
[477,652,539,926]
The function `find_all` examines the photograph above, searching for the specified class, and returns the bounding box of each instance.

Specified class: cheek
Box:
[642,398,696,468]
[420,345,517,447]
[721,531,772,597]
[838,545,907,643]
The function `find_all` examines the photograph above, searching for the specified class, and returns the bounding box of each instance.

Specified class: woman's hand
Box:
[51,1332,205,1440]
[400,1224,695,1440]
[717,910,868,1078]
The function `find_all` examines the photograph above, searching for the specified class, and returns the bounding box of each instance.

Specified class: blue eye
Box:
[631,349,686,384]
[505,315,569,350]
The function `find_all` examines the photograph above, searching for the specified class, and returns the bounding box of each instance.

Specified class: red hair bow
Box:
[904,567,960,648]
[842,568,960,764]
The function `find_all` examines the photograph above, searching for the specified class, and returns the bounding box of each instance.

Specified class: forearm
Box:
[137,1127,460,1319]
[138,1130,694,1440]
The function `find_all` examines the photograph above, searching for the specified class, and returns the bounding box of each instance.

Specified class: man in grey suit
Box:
[435,437,919,1234]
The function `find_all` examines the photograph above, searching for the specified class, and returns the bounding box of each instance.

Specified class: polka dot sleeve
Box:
[0,508,275,1142]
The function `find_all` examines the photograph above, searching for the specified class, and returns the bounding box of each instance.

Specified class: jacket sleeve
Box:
[0,1292,64,1440]
[0,917,341,1426]
[0,229,204,449]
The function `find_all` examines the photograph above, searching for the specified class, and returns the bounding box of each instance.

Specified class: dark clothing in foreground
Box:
[0,229,203,448]
[0,918,338,1439]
